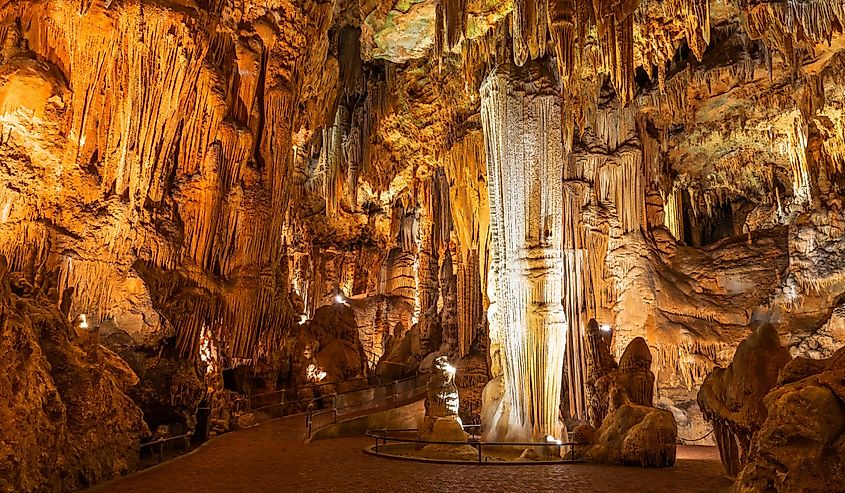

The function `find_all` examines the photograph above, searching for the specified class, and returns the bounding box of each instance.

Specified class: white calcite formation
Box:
[480,61,568,442]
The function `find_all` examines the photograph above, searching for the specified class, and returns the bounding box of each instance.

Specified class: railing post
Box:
[306,403,313,437]
[205,410,211,442]
[393,380,398,407]
[158,440,164,464]
[478,442,482,463]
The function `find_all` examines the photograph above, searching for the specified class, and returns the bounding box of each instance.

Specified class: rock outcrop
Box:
[0,256,148,491]
[736,347,845,492]
[577,338,678,467]
[697,323,792,476]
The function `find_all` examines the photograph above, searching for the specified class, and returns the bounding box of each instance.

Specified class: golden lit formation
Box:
[1,0,844,491]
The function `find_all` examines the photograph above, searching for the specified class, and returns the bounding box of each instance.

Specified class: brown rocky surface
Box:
[697,323,792,476]
[0,256,148,492]
[578,337,678,467]
[699,322,845,491]
[734,346,845,492]
[0,0,844,488]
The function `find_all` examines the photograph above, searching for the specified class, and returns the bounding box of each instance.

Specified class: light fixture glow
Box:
[306,363,327,382]
[78,314,88,329]
[334,293,345,304]
[600,324,612,333]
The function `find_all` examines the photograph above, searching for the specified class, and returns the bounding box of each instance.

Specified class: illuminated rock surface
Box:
[0,256,148,491]
[0,0,843,489]
[577,337,678,467]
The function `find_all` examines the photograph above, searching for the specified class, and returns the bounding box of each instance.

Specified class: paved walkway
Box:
[88,416,731,493]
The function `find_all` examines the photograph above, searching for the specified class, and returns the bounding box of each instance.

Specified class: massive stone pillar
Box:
[480,61,568,441]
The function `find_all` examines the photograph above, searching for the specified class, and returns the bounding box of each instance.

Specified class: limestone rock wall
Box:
[0,257,148,492]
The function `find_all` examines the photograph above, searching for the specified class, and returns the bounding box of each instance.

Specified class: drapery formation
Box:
[481,61,568,440]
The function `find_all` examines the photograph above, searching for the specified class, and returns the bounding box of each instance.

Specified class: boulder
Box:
[697,323,792,476]
[735,346,845,492]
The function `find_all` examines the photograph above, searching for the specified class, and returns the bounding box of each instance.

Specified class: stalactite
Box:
[441,130,489,358]
[435,0,467,58]
[511,0,548,66]
[547,0,576,89]
[662,187,685,241]
[744,0,845,62]
[322,104,348,216]
[456,250,484,357]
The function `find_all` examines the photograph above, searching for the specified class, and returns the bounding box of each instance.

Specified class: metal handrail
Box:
[139,431,194,464]
[306,373,429,438]
[366,427,584,464]
[233,375,382,414]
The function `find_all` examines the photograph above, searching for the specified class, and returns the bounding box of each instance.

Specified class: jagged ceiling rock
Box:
[361,0,511,61]
[362,0,438,62]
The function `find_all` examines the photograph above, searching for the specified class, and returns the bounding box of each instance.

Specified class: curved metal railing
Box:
[139,431,194,465]
[365,426,583,464]
[232,375,389,415]
[306,373,429,437]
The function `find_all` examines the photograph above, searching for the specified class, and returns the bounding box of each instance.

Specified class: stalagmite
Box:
[480,61,568,441]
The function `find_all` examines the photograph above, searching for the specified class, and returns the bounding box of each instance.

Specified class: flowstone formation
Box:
[0,256,148,492]
[575,337,677,467]
[480,60,568,442]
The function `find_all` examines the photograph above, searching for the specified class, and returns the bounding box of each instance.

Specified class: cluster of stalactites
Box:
[435,0,468,57]
[744,0,845,67]
[447,0,712,106]
[317,65,395,217]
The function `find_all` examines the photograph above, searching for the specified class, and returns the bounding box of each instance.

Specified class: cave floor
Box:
[87,416,731,493]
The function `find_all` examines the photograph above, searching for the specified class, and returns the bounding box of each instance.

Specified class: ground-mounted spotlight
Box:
[334,293,346,304]
[544,434,562,445]
[600,324,612,333]
[78,314,89,329]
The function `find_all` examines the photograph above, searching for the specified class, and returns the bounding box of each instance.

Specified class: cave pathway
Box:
[87,416,731,492]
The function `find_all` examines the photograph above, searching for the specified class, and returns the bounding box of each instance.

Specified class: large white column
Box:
[480,62,568,441]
